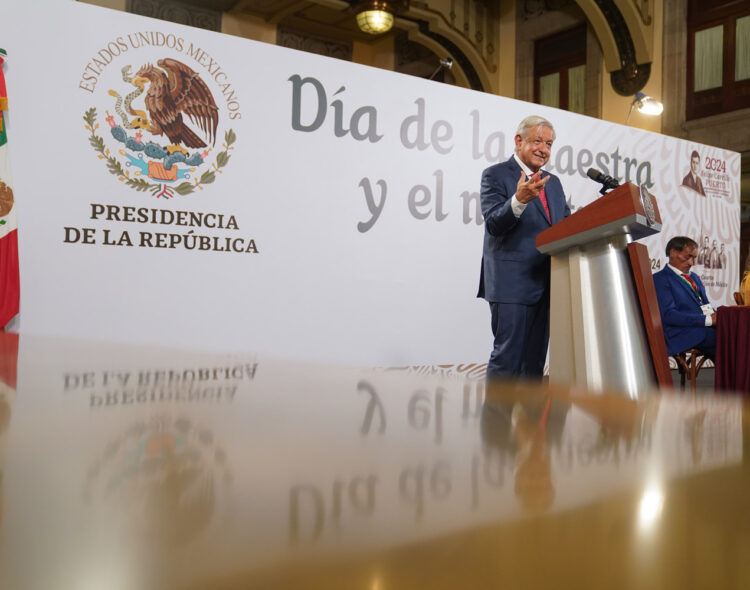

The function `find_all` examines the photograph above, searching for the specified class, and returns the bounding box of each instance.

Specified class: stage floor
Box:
[672,367,716,390]
[0,333,747,589]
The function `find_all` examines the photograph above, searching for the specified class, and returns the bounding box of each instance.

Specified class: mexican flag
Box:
[0,48,19,329]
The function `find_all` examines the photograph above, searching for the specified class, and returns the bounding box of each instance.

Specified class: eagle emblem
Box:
[135,58,219,152]
[84,58,236,199]
[0,180,13,220]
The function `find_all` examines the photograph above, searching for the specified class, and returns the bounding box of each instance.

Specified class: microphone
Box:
[586,168,620,194]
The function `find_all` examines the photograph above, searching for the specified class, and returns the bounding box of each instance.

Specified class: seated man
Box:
[653,236,716,359]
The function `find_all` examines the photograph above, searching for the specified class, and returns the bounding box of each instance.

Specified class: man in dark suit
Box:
[477,115,570,378]
[681,150,706,196]
[653,236,716,359]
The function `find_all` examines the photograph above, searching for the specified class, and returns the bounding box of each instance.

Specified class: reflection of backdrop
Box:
[83,414,232,545]
[481,383,660,515]
[0,389,9,526]
[0,332,18,528]
[684,410,706,466]
[480,393,570,514]
[0,394,8,432]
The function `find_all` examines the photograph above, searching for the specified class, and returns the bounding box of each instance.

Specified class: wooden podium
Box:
[536,183,672,396]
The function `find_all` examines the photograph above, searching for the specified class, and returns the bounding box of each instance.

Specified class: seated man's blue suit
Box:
[478,156,570,377]
[653,266,716,358]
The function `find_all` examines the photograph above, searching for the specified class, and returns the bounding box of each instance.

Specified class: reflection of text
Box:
[89,385,237,407]
[358,380,484,438]
[286,381,676,546]
[63,363,258,408]
[289,381,487,543]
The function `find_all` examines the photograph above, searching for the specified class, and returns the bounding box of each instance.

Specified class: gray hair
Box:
[516,115,556,140]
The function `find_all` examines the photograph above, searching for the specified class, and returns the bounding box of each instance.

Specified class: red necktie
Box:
[681,273,698,293]
[538,186,551,222]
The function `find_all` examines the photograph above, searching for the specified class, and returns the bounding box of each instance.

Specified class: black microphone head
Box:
[586,168,603,182]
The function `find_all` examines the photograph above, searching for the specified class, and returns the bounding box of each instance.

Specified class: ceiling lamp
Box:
[354,1,405,35]
[626,92,664,123]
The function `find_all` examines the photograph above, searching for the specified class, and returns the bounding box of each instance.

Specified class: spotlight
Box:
[627,92,663,124]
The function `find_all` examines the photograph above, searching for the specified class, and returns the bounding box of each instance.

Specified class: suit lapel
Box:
[531,192,551,225]
[690,272,706,301]
[670,269,700,302]
[539,172,556,225]
[545,174,561,225]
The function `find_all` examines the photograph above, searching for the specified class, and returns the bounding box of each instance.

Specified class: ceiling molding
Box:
[575,0,651,95]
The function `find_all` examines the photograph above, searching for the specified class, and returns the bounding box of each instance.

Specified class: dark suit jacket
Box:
[477,156,570,303]
[681,172,705,196]
[653,266,711,355]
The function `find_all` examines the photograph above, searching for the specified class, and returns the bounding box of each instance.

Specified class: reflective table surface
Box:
[0,333,748,589]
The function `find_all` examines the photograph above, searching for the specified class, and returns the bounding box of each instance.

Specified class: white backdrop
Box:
[0,0,741,365]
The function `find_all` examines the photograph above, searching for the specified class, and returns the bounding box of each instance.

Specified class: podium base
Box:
[549,234,655,397]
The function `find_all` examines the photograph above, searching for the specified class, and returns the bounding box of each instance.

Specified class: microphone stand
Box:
[428,57,453,81]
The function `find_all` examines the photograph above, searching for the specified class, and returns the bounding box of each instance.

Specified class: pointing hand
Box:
[516,171,550,204]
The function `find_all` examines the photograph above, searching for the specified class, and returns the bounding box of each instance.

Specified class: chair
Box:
[734,291,744,305]
[671,348,708,391]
